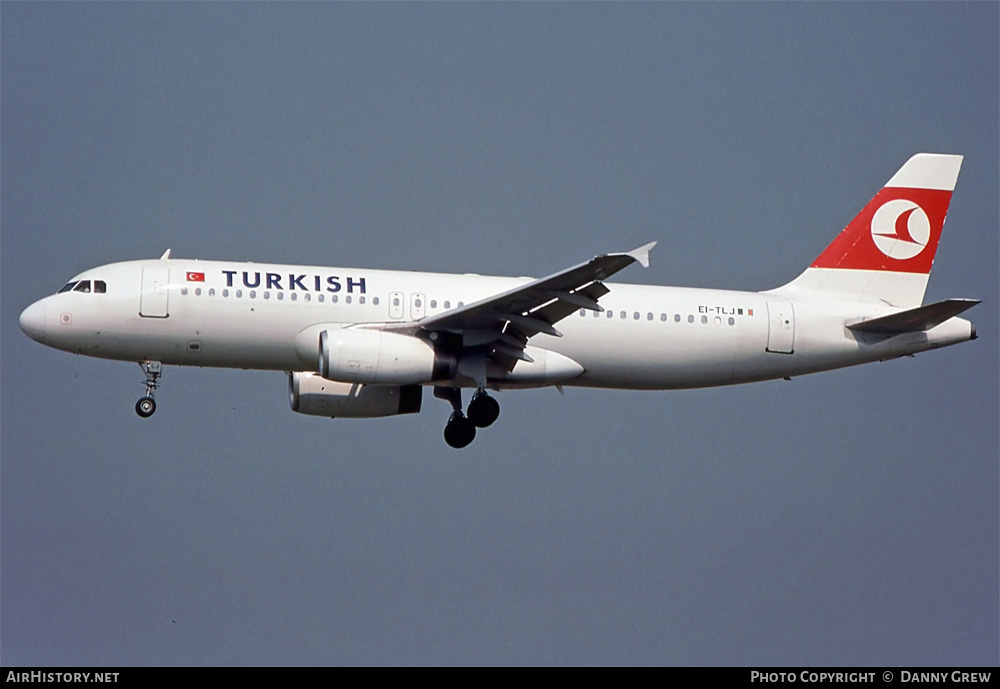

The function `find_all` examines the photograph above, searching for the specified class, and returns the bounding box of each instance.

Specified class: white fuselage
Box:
[19,258,975,391]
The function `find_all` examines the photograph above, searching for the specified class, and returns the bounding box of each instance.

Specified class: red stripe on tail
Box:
[811,186,954,274]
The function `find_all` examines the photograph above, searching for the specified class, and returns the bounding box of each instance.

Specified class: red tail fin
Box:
[773,154,963,307]
[811,154,962,274]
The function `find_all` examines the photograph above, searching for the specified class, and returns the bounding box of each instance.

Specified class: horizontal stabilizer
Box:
[847,298,980,334]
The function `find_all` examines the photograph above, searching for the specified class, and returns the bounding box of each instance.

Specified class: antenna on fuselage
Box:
[159,249,172,260]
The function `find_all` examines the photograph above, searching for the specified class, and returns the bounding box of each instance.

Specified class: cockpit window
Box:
[60,279,106,294]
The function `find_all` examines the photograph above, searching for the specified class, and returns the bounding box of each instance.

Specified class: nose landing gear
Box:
[135,361,162,418]
[135,396,156,418]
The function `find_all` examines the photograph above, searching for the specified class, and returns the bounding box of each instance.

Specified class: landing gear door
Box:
[765,301,794,354]
[140,266,170,318]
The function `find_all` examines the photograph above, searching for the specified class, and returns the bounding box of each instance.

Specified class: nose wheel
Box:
[135,397,156,418]
[135,361,162,418]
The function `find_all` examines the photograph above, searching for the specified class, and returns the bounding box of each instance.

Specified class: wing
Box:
[385,241,656,372]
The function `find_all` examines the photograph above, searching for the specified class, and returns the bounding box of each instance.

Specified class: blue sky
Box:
[2,3,997,665]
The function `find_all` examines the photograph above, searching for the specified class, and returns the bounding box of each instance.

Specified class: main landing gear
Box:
[436,387,501,449]
[467,389,500,427]
[135,360,162,418]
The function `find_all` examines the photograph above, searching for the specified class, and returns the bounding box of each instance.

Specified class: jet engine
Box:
[289,371,422,418]
[318,328,455,385]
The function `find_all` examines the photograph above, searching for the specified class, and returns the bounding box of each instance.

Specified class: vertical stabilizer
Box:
[772,153,963,307]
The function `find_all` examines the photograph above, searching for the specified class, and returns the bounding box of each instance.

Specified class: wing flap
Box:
[515,280,610,339]
[847,298,980,334]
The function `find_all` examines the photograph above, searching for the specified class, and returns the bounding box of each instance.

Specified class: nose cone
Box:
[19,300,48,342]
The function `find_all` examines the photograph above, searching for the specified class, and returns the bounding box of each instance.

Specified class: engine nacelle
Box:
[318,328,455,385]
[289,372,422,418]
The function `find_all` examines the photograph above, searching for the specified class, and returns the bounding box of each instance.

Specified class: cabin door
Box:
[140,266,170,318]
[765,301,794,354]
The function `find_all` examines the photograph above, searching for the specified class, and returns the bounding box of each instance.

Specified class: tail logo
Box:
[870,199,931,260]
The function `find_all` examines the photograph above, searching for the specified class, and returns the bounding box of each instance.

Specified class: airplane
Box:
[19,153,979,448]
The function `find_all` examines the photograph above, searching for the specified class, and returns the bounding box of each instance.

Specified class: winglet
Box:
[159,249,172,260]
[626,241,657,268]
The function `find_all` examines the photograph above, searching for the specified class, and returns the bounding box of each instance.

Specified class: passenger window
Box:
[430,300,437,309]
[304,293,310,302]
[633,312,640,320]
[701,315,708,324]
[318,294,325,303]
[290,293,296,301]
[607,310,613,319]
[346,296,352,304]
[687,315,694,323]
[580,309,586,317]
[223,289,229,297]
[647,312,653,321]
[674,314,681,323]
[444,301,451,309]
[263,291,270,300]
[93,281,107,293]
[73,281,92,293]
[209,288,215,297]
[359,296,366,305]
[181,287,188,295]
[620,311,626,319]
[728,317,735,326]
[236,290,243,298]
[660,313,667,322]
[277,292,283,300]
[373,297,380,306]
